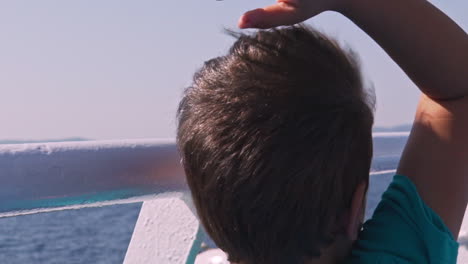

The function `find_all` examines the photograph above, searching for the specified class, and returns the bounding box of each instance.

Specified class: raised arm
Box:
[239,0,468,237]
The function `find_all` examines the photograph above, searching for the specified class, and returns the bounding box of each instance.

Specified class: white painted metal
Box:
[0,139,186,217]
[124,194,204,264]
[0,133,406,217]
[195,249,228,264]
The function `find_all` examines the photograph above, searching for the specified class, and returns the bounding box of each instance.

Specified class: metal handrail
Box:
[0,138,186,218]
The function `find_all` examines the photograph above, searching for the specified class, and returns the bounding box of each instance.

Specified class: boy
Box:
[177,0,468,263]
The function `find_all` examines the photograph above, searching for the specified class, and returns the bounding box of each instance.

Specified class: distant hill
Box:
[373,124,412,132]
[0,138,88,145]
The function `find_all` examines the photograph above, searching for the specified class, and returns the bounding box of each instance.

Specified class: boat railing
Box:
[2,133,444,264]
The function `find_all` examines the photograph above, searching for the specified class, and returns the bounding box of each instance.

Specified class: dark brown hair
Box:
[177,24,374,264]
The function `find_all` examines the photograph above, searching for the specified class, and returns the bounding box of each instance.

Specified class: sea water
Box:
[0,138,402,264]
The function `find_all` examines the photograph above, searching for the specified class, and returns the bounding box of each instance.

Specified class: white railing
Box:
[0,139,185,217]
[0,139,203,263]
[1,134,467,263]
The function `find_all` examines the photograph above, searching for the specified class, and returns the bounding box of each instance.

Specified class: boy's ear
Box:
[346,181,367,241]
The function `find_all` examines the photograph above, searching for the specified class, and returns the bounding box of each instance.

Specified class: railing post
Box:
[124,193,204,264]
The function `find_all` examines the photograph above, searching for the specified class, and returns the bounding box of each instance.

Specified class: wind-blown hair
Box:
[177,25,374,264]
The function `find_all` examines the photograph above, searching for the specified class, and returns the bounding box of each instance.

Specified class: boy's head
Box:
[177,25,374,264]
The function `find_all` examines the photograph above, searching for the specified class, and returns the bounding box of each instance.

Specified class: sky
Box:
[0,0,466,140]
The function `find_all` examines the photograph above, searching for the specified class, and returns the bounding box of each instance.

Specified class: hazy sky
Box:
[0,0,466,140]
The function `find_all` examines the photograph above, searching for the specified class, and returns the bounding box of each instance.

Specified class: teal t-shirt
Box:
[347,175,459,263]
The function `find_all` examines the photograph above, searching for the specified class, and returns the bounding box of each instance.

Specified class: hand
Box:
[238,0,343,29]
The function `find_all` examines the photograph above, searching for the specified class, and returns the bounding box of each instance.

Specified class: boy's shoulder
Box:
[347,175,459,264]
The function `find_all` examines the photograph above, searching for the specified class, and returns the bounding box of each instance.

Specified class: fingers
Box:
[238,3,307,29]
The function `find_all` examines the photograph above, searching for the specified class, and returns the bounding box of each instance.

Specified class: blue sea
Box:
[0,203,141,264]
[0,136,403,263]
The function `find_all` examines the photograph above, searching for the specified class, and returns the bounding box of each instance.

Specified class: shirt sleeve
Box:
[347,175,459,264]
